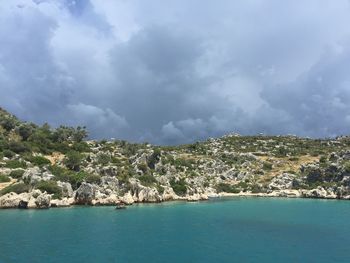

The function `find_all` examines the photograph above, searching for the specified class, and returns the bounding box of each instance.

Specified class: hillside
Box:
[1,107,350,208]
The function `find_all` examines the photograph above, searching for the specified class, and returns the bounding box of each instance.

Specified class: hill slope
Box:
[1,107,350,208]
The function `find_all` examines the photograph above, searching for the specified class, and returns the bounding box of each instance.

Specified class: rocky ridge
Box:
[1,107,350,209]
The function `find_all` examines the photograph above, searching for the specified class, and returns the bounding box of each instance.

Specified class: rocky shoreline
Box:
[2,108,350,210]
[1,183,349,210]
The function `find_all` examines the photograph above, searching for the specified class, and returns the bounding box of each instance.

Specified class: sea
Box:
[0,197,349,263]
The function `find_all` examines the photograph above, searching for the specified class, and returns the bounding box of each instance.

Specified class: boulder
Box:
[129,179,162,202]
[57,181,73,198]
[162,186,177,201]
[100,176,119,191]
[23,168,54,184]
[0,193,21,208]
[120,192,134,205]
[137,187,162,202]
[75,182,96,205]
[35,192,51,208]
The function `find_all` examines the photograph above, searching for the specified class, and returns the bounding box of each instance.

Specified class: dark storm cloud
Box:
[1,0,350,144]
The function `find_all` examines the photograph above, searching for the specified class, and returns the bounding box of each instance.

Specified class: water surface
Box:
[0,198,349,263]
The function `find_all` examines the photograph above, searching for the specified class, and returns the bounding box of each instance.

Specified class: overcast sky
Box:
[1,0,350,144]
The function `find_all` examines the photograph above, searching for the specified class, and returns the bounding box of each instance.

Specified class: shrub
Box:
[3,149,15,158]
[137,162,149,174]
[18,124,34,141]
[96,153,111,165]
[35,180,62,199]
[71,142,91,152]
[215,183,240,193]
[69,171,89,189]
[5,160,27,169]
[170,178,187,196]
[262,162,273,171]
[9,169,25,179]
[64,151,82,171]
[8,141,30,154]
[0,183,30,195]
[0,174,11,182]
[29,156,51,167]
[85,174,101,185]
[139,174,157,186]
[319,155,327,163]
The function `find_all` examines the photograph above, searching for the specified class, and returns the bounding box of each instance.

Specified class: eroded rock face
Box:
[301,186,336,199]
[162,186,177,201]
[91,193,118,206]
[35,193,51,209]
[129,180,162,202]
[75,182,96,205]
[23,167,54,184]
[268,173,300,190]
[120,192,134,205]
[57,181,73,198]
[0,193,22,208]
[50,198,74,207]
[0,191,51,209]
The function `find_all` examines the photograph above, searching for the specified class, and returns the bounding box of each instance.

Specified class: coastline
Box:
[1,187,349,210]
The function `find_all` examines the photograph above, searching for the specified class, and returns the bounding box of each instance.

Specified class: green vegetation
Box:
[96,153,111,165]
[139,174,157,186]
[262,162,273,171]
[170,178,187,196]
[5,160,27,169]
[35,180,62,199]
[28,156,51,167]
[0,174,11,182]
[0,183,30,195]
[9,169,25,179]
[64,151,83,171]
[215,183,240,193]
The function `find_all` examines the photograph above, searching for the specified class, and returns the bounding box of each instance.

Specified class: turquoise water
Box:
[0,198,350,263]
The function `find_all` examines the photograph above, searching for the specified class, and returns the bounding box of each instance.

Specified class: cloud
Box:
[1,0,350,144]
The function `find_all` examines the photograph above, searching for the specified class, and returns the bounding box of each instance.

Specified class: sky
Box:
[1,0,350,144]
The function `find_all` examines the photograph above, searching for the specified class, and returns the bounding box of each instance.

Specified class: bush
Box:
[29,156,51,167]
[319,155,327,163]
[71,142,91,152]
[8,141,30,154]
[344,162,350,174]
[0,183,30,195]
[262,162,273,171]
[139,174,157,186]
[5,160,27,169]
[3,149,15,158]
[0,174,11,182]
[64,151,82,171]
[18,124,34,141]
[215,183,240,193]
[96,153,111,165]
[137,163,149,174]
[9,169,25,179]
[68,171,89,189]
[170,178,187,196]
[35,180,62,199]
[85,174,101,185]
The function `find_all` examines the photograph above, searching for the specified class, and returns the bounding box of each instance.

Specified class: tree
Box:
[18,124,34,141]
[64,151,83,171]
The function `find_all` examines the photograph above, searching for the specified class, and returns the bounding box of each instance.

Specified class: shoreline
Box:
[1,188,349,210]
